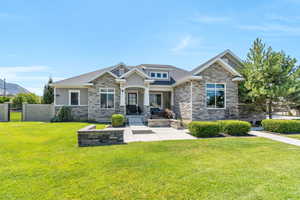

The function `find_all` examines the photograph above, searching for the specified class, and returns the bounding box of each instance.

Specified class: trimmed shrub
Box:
[262,119,300,133]
[111,114,125,127]
[218,120,251,136]
[188,121,220,137]
[51,106,72,122]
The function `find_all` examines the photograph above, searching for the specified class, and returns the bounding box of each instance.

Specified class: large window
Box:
[69,90,80,106]
[100,88,115,109]
[206,83,225,108]
[150,93,162,108]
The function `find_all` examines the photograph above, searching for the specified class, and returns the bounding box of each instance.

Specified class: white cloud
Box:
[171,35,193,53]
[193,15,231,24]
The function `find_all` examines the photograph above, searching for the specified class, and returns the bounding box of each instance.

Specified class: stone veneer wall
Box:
[55,106,88,121]
[173,82,192,120]
[88,73,123,122]
[192,63,239,121]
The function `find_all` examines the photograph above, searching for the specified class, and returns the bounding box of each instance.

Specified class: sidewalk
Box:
[249,131,300,147]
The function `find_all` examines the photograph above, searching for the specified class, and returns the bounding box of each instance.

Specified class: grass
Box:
[281,134,300,140]
[1,122,300,199]
[10,111,22,121]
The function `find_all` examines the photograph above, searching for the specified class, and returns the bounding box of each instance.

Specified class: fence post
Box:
[4,102,10,121]
[22,103,27,121]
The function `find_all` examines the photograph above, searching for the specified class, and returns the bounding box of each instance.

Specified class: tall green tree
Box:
[12,93,40,109]
[241,38,300,119]
[42,77,54,104]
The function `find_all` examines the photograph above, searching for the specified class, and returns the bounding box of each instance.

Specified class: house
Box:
[51,49,244,123]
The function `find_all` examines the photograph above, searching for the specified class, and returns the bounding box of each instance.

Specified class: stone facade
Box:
[174,82,192,120]
[192,63,239,121]
[88,73,123,122]
[55,106,88,121]
[77,125,124,146]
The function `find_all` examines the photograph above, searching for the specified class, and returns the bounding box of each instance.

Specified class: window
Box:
[69,90,80,106]
[100,88,115,109]
[206,84,225,108]
[150,93,162,108]
[149,72,169,79]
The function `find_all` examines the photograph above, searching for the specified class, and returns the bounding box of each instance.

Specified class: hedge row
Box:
[188,120,251,137]
[262,119,300,133]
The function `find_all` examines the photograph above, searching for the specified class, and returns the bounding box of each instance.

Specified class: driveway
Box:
[124,127,196,143]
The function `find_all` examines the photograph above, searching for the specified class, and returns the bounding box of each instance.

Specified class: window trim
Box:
[149,71,169,80]
[99,88,115,109]
[205,83,226,109]
[149,92,163,109]
[69,90,80,106]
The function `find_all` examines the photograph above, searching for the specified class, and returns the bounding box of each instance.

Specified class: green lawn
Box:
[1,122,300,200]
[10,111,22,121]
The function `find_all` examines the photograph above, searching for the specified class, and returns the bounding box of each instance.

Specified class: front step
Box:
[130,125,154,134]
[127,115,144,126]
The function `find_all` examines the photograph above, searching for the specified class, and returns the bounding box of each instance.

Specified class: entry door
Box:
[128,93,137,105]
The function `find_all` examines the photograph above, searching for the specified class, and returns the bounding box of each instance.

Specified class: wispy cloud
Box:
[265,14,300,23]
[0,65,63,95]
[171,35,193,53]
[192,15,231,24]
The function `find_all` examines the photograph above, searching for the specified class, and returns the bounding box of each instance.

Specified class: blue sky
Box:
[1,0,300,95]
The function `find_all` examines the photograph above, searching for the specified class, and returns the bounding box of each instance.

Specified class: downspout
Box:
[190,81,193,121]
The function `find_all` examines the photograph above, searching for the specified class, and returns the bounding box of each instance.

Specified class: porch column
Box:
[144,87,149,106]
[171,88,174,107]
[120,87,125,106]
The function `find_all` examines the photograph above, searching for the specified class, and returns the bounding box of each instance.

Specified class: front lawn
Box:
[1,122,300,199]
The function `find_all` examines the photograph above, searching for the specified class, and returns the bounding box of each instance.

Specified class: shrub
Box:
[163,108,175,119]
[262,119,300,133]
[188,121,220,137]
[0,96,10,103]
[52,106,72,122]
[218,120,251,136]
[12,93,40,109]
[111,114,125,127]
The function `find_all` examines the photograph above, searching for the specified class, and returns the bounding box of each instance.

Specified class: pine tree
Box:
[241,38,300,119]
[42,77,54,104]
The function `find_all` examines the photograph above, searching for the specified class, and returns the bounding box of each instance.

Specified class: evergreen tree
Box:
[241,38,300,118]
[42,77,54,104]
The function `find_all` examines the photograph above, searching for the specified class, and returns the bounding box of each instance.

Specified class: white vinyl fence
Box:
[0,103,9,122]
[22,104,55,122]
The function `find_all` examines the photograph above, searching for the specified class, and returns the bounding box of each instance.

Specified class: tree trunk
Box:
[268,100,272,119]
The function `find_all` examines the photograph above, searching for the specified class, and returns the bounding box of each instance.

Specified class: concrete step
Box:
[130,125,154,134]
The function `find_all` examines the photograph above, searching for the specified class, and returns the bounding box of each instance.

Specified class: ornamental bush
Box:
[262,119,300,133]
[51,106,72,122]
[188,121,220,137]
[111,114,125,127]
[218,120,251,136]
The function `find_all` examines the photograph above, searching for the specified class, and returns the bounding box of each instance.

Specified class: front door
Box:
[127,93,138,115]
[128,93,137,106]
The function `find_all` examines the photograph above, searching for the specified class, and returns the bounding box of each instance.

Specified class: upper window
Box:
[69,90,80,106]
[149,72,168,79]
[100,88,115,109]
[206,84,225,108]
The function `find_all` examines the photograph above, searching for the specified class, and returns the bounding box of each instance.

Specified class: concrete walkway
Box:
[249,131,300,147]
[124,127,196,143]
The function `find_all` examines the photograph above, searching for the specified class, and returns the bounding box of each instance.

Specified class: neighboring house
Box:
[51,49,244,122]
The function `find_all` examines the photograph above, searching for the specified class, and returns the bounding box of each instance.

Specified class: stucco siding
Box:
[55,88,88,105]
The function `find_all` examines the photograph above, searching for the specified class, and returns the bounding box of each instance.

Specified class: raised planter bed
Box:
[77,125,124,147]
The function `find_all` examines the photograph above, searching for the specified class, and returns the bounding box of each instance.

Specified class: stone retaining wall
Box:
[148,119,183,129]
[77,125,124,147]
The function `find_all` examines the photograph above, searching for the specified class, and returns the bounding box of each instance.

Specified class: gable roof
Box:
[51,49,243,87]
[191,49,242,76]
